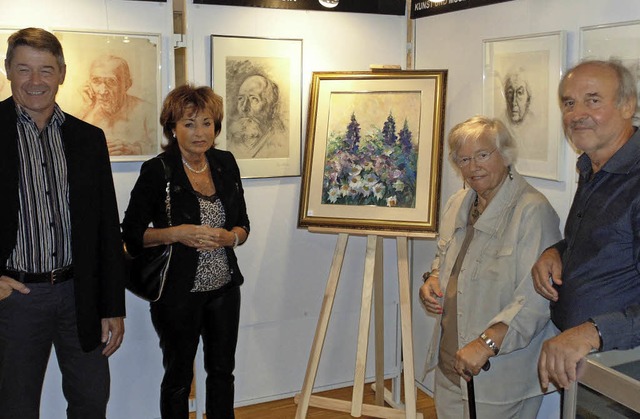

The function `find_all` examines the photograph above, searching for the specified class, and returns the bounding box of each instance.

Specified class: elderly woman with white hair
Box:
[420,116,561,418]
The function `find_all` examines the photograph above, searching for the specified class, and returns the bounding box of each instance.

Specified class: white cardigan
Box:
[425,170,561,403]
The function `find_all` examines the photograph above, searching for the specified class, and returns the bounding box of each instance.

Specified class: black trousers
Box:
[0,280,110,419]
[151,285,240,419]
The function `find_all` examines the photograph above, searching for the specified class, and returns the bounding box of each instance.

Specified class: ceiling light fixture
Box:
[318,0,339,8]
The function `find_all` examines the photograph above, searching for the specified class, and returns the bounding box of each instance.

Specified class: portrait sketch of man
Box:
[54,31,160,160]
[493,51,549,162]
[225,57,290,159]
[78,55,156,156]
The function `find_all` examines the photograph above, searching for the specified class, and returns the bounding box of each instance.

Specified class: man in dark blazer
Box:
[0,28,126,419]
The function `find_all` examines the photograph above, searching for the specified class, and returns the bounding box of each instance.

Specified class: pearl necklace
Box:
[182,157,208,174]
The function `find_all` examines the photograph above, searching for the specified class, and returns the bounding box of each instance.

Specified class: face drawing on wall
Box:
[88,56,130,115]
[504,73,531,125]
[80,55,156,156]
[227,73,288,159]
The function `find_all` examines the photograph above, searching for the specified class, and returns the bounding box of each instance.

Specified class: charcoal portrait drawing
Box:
[225,57,290,159]
[493,51,549,162]
[322,91,421,208]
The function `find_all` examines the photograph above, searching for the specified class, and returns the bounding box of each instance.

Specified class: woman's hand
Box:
[419,275,443,314]
[454,339,493,382]
[173,225,234,250]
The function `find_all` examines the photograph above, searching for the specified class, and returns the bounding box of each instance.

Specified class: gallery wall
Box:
[411,1,640,417]
[0,1,408,418]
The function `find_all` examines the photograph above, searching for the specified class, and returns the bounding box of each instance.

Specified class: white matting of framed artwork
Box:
[581,20,640,126]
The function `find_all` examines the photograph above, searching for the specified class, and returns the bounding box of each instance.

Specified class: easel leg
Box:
[351,235,381,417]
[374,236,385,407]
[397,236,417,419]
[295,233,349,419]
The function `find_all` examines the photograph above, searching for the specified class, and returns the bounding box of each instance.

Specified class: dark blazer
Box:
[121,146,250,304]
[0,97,126,352]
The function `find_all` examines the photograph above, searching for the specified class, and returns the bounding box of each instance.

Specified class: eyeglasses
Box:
[455,148,498,167]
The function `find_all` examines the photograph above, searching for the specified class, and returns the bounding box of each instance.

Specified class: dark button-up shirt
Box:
[551,127,640,351]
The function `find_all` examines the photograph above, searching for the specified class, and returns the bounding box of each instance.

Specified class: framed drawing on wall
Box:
[53,30,162,162]
[0,29,15,101]
[211,35,302,178]
[483,31,566,181]
[581,20,640,126]
[298,70,447,234]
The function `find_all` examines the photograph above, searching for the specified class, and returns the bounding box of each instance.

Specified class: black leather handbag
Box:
[124,158,172,302]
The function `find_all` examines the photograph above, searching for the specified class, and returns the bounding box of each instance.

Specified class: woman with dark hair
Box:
[122,84,249,419]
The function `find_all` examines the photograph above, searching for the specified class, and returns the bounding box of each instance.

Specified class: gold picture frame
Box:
[298,70,447,234]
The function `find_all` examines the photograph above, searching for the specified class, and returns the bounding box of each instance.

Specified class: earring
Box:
[508,165,514,180]
[172,133,176,139]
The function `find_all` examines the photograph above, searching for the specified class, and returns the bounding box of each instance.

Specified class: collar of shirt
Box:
[455,169,528,237]
[577,126,640,177]
[15,102,66,130]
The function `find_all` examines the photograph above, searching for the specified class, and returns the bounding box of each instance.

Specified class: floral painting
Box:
[298,70,447,233]
[322,92,420,208]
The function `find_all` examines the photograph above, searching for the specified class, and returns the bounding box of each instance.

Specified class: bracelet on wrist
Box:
[587,318,603,351]
[232,231,240,249]
[422,270,439,282]
[480,332,499,356]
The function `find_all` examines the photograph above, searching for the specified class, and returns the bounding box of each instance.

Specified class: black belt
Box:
[3,266,74,284]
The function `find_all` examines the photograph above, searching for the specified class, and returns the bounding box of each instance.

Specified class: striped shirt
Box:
[6,104,73,272]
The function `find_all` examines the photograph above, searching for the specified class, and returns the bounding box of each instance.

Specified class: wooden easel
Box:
[295,227,434,418]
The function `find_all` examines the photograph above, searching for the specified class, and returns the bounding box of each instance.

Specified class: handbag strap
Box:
[158,157,172,227]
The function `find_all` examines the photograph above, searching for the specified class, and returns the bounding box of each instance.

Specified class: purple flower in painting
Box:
[322,111,418,208]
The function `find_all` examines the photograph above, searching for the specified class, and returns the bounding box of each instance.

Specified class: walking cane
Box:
[467,361,491,419]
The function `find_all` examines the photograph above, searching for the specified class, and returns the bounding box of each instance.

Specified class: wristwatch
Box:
[480,332,499,355]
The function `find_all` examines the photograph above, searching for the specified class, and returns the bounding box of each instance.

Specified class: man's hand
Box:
[538,322,600,390]
[531,247,563,301]
[0,275,30,300]
[101,317,125,357]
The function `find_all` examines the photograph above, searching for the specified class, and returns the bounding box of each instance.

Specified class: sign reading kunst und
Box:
[411,0,514,19]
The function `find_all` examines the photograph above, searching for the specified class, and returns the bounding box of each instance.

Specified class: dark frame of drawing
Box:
[53,30,162,162]
[580,20,640,126]
[211,35,302,178]
[298,70,447,233]
[483,31,566,181]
